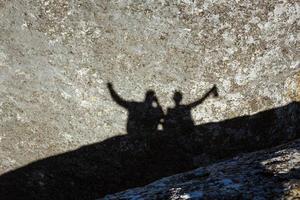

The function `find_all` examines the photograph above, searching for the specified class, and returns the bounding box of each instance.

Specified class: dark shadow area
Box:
[0,101,299,199]
[107,83,164,135]
[163,85,218,134]
[107,82,218,136]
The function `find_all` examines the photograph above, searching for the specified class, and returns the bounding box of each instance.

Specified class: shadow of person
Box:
[107,82,164,135]
[163,85,218,135]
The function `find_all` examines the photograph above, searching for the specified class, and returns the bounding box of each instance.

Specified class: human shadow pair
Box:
[107,82,219,135]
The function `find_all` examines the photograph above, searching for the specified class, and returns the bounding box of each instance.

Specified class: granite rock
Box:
[103,139,300,200]
[0,0,299,176]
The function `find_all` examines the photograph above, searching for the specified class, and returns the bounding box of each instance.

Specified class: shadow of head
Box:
[173,91,183,105]
[145,90,156,103]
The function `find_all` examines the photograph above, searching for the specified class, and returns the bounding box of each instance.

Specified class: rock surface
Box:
[103,139,300,200]
[0,0,299,174]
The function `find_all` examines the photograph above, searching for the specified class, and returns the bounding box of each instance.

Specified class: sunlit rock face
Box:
[103,139,300,200]
[0,0,299,173]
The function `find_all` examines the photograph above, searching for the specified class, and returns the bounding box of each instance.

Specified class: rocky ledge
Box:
[104,139,300,200]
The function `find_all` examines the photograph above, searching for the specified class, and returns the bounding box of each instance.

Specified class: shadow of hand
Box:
[107,82,113,89]
[212,85,219,97]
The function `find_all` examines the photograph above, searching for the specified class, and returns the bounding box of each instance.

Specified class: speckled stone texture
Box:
[103,139,300,200]
[0,0,299,175]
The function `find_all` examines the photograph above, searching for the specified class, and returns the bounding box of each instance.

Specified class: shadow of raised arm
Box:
[107,82,129,108]
[187,85,218,108]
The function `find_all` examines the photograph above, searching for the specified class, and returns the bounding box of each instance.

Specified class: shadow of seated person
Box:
[163,85,218,135]
[107,82,164,135]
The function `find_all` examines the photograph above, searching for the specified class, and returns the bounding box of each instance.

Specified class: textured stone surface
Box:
[0,0,299,174]
[103,139,300,200]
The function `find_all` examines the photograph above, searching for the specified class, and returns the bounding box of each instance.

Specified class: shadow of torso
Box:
[164,105,195,134]
[126,102,163,135]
